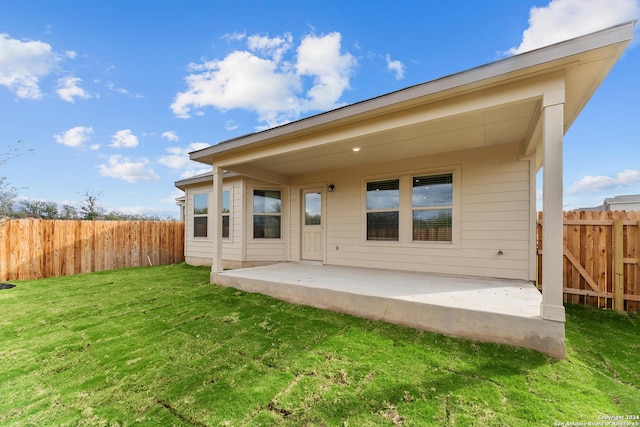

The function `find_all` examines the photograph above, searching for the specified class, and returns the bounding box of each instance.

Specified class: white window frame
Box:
[411,173,453,243]
[193,192,209,239]
[252,188,282,240]
[365,178,400,242]
[222,189,231,240]
[362,166,460,248]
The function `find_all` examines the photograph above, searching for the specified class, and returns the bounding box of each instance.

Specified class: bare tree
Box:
[0,141,27,165]
[0,140,31,217]
[0,177,16,217]
[60,204,80,219]
[80,190,105,220]
[19,200,59,219]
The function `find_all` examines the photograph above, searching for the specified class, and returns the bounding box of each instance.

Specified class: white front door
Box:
[301,188,323,261]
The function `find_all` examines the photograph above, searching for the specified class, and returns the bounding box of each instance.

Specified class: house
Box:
[175,195,186,221]
[176,22,635,357]
[575,193,640,211]
[603,194,640,211]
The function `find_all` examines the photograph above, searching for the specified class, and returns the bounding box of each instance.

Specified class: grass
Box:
[1,263,639,426]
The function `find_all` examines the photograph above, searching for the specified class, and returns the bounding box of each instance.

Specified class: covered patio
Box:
[212,263,565,357]
[184,22,636,360]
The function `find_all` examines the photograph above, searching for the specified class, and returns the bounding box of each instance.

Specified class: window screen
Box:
[412,174,452,242]
[253,190,281,238]
[193,194,208,238]
[366,179,399,241]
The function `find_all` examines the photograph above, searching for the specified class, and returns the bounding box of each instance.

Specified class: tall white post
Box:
[211,165,224,274]
[541,101,565,322]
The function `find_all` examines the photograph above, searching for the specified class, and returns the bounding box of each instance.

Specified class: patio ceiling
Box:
[191,22,634,184]
[228,98,541,178]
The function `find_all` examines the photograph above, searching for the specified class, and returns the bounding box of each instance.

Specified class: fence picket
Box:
[613,218,624,312]
[538,211,640,313]
[0,219,184,281]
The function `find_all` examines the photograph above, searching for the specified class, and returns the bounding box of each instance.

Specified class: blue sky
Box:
[1,0,639,218]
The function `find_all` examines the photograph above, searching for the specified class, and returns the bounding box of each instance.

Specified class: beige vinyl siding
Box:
[290,142,533,280]
[184,182,213,264]
[244,178,288,263]
[221,177,243,262]
[459,143,531,279]
[183,178,243,265]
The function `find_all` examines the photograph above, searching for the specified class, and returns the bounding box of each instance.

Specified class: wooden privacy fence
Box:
[537,211,640,312]
[0,218,184,281]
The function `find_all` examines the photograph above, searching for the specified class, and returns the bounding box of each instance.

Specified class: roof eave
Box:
[174,173,212,190]
[174,170,241,190]
[190,21,636,165]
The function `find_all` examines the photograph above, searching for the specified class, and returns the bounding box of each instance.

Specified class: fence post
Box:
[0,219,6,281]
[613,218,624,312]
[537,211,543,290]
[637,222,640,309]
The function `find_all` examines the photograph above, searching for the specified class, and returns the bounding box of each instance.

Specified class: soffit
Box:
[238,99,540,176]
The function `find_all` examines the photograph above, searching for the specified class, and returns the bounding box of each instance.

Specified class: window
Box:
[412,174,453,242]
[366,179,399,241]
[222,190,230,239]
[304,192,321,225]
[193,193,208,238]
[364,170,457,244]
[253,190,281,238]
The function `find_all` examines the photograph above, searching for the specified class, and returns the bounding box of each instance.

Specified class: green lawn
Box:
[1,264,638,426]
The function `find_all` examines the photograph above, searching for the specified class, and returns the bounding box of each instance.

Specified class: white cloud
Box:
[296,32,356,112]
[161,130,179,142]
[65,50,77,59]
[221,31,246,43]
[162,188,186,204]
[106,81,128,94]
[110,129,139,148]
[104,81,142,98]
[385,54,405,80]
[54,126,94,148]
[158,142,210,173]
[567,169,640,194]
[157,147,190,170]
[225,120,239,131]
[98,155,160,183]
[179,167,211,179]
[171,50,298,125]
[247,32,293,62]
[508,0,640,55]
[171,31,357,128]
[56,76,91,102]
[0,33,60,99]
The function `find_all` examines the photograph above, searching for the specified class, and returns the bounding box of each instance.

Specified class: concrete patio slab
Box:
[211,263,566,357]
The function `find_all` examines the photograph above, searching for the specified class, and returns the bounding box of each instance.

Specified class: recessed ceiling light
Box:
[352,146,361,152]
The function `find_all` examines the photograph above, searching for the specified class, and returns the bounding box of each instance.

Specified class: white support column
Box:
[211,165,224,274]
[541,100,566,322]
